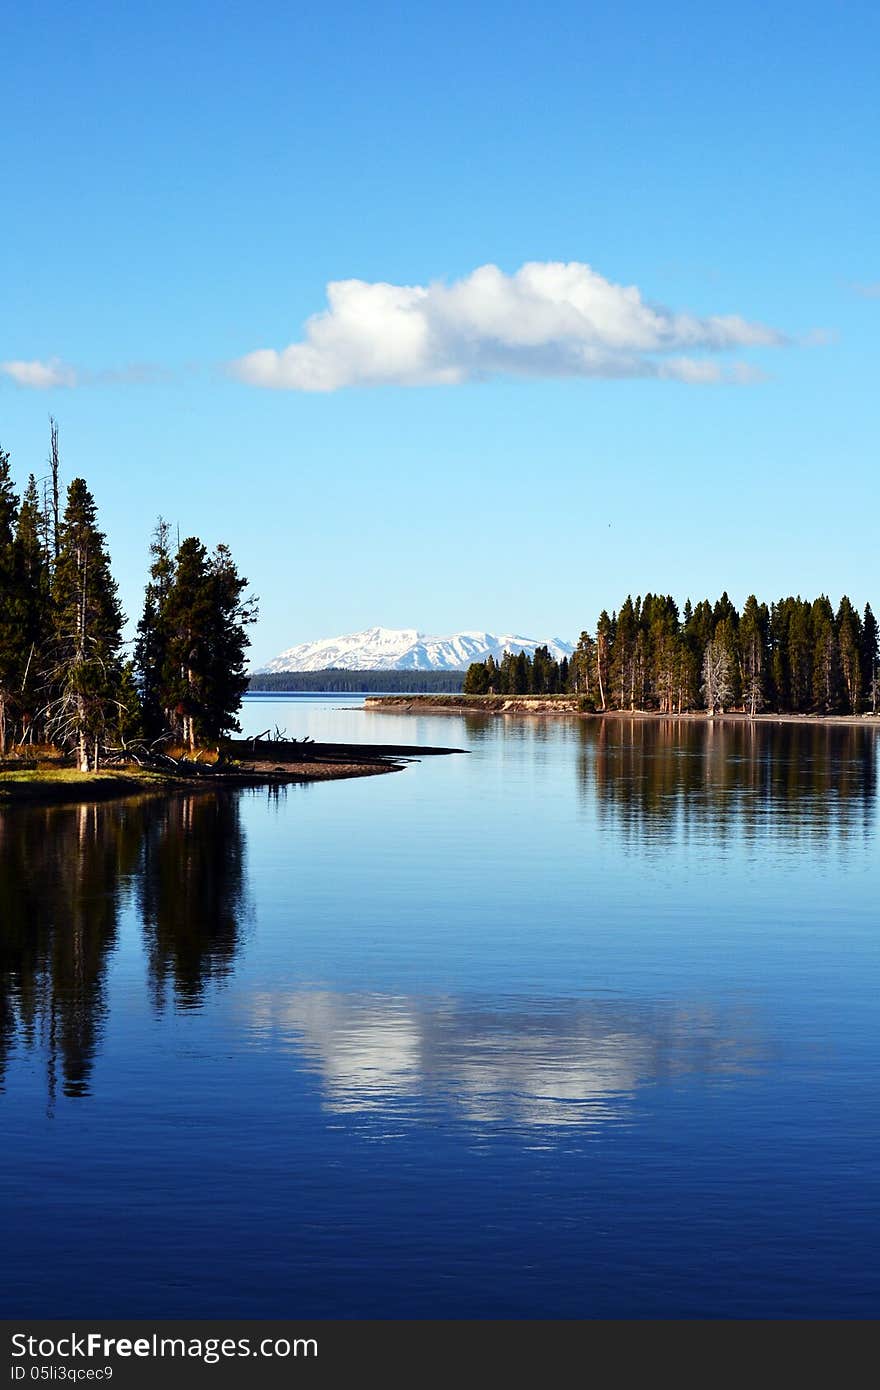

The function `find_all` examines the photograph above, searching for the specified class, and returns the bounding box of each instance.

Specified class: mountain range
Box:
[257,627,575,673]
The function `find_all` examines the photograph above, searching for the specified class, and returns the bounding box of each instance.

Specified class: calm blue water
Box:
[1,696,878,1317]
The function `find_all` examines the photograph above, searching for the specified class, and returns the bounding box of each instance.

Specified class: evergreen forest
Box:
[0,424,256,770]
[463,593,880,716]
[249,669,465,693]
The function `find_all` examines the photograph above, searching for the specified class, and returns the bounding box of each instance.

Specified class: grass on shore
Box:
[0,765,177,804]
[0,767,169,785]
[0,745,399,804]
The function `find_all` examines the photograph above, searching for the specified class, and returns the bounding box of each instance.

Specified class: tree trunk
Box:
[186,667,196,750]
[76,693,89,771]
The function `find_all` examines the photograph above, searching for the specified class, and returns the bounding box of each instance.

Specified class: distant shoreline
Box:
[248,668,464,694]
[365,695,880,728]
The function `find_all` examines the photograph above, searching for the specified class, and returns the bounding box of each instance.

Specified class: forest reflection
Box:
[580,717,877,850]
[0,792,248,1100]
[138,793,249,1011]
[1,719,876,1104]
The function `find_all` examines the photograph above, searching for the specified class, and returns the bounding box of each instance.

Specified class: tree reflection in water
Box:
[1,721,876,1112]
[581,717,877,852]
[0,792,249,1100]
[0,800,141,1100]
[138,792,249,1011]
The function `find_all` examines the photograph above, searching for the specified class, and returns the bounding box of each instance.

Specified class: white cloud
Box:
[1,357,77,388]
[0,359,178,389]
[231,260,785,391]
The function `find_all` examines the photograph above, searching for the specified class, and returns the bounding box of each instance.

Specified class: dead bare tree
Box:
[701,639,734,716]
[48,416,61,561]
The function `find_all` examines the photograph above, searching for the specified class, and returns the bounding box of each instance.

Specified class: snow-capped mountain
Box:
[257,627,575,673]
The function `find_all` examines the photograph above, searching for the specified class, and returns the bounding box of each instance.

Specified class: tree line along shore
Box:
[0,422,255,777]
[0,424,454,801]
[366,695,879,726]
[457,593,879,717]
[249,668,465,693]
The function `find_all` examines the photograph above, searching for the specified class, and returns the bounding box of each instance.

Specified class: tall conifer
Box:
[0,448,20,754]
[862,604,879,714]
[47,479,126,770]
[836,597,862,713]
[15,474,51,740]
[135,518,176,740]
[160,537,256,749]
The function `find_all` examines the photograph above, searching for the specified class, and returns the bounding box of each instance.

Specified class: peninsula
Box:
[0,736,464,807]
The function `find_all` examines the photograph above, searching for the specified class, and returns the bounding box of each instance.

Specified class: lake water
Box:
[2,696,879,1318]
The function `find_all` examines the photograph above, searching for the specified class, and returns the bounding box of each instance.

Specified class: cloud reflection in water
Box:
[247,990,770,1135]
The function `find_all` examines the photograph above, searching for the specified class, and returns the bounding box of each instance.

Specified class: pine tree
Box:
[160,537,256,749]
[633,625,648,710]
[810,596,837,713]
[160,537,214,750]
[862,604,879,714]
[647,596,680,713]
[0,447,20,754]
[836,596,862,714]
[202,543,256,740]
[684,599,714,710]
[47,479,126,771]
[571,631,594,698]
[512,650,529,695]
[769,600,790,711]
[673,601,699,708]
[595,611,613,710]
[135,518,175,741]
[463,661,490,694]
[739,595,769,718]
[712,591,738,630]
[498,650,515,694]
[14,475,51,741]
[115,661,143,746]
[531,644,550,694]
[611,598,638,709]
[789,599,815,711]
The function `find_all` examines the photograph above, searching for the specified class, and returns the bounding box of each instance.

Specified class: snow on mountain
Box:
[257,627,575,673]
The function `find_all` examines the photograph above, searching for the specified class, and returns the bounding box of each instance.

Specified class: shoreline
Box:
[364,695,880,728]
[0,735,464,808]
[0,762,400,808]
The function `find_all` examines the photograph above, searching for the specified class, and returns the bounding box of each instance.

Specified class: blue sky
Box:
[2,0,877,665]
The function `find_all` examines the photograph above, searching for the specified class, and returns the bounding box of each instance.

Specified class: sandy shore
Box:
[237,757,400,781]
[365,695,880,728]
